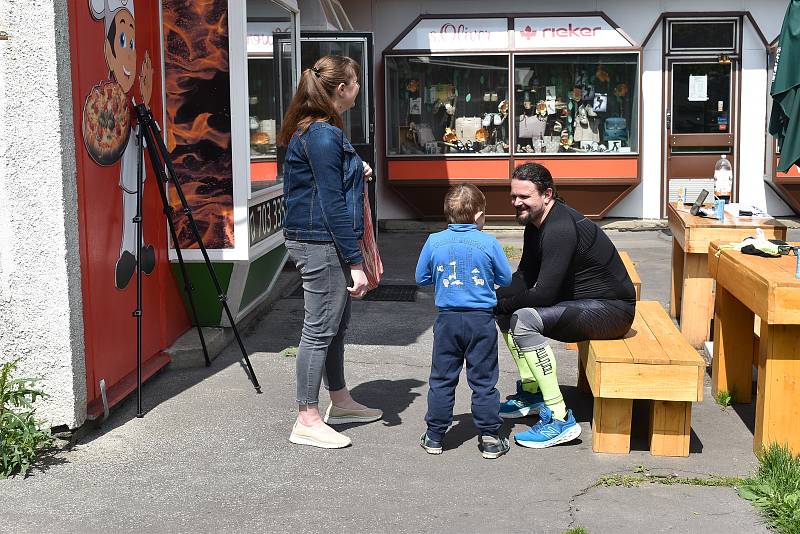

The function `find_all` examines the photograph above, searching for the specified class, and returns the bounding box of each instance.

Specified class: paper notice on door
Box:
[688,75,708,102]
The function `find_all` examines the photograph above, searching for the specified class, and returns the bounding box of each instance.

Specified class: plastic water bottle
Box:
[714,154,733,203]
[794,247,800,279]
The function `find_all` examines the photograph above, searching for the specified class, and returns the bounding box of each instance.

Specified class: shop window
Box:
[248,57,278,162]
[246,0,296,195]
[513,53,639,154]
[385,55,509,156]
[668,20,737,52]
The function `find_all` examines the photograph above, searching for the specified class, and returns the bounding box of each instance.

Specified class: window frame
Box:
[667,18,739,55]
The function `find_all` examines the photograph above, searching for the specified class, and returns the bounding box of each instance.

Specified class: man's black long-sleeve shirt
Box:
[495,201,636,315]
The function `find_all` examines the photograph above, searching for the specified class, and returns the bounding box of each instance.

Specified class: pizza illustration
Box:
[82,80,131,166]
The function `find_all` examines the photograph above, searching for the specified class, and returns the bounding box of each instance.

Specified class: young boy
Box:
[415,184,513,459]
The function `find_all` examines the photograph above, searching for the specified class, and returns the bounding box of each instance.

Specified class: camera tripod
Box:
[131,104,262,417]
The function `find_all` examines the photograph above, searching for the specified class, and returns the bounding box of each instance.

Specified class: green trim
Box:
[171,262,233,326]
[240,245,286,309]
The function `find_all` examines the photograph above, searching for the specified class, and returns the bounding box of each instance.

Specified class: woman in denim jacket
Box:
[278,55,382,449]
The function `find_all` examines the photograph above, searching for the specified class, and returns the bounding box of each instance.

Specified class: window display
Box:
[513,54,638,154]
[248,57,278,160]
[385,55,510,155]
[246,0,296,195]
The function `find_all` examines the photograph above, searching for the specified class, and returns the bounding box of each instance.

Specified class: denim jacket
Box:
[283,122,365,264]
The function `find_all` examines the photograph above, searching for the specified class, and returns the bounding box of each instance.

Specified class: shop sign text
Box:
[247,22,292,55]
[249,195,285,247]
[513,16,631,49]
[395,18,508,51]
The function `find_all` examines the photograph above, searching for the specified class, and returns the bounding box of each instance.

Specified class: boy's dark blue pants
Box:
[425,309,501,441]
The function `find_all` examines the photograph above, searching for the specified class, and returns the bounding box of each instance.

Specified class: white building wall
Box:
[609,24,663,219]
[344,0,791,219]
[0,0,86,428]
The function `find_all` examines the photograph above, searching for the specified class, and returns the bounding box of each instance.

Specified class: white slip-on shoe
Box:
[289,420,351,449]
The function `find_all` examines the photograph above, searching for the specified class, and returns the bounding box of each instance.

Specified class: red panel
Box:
[251,160,278,185]
[388,159,509,180]
[388,156,638,182]
[68,0,190,405]
[776,157,800,178]
[514,157,638,179]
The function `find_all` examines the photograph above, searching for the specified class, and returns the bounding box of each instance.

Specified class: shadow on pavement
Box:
[344,378,425,428]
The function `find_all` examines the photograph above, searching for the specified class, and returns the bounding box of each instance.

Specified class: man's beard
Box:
[515,209,530,225]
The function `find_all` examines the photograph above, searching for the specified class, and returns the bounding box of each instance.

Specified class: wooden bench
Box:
[618,250,641,301]
[577,300,705,456]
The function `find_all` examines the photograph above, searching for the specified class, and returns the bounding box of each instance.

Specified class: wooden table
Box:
[667,203,787,348]
[708,241,800,455]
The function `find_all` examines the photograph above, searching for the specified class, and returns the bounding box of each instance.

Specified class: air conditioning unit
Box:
[668,178,715,204]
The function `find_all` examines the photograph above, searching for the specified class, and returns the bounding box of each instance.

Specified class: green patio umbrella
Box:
[770,0,800,172]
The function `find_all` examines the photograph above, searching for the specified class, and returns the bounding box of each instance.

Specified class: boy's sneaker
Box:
[419,432,443,455]
[514,406,582,449]
[478,435,510,459]
[499,380,546,419]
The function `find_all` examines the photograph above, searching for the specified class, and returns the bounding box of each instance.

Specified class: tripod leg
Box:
[138,120,212,368]
[137,105,262,393]
[135,105,261,392]
[135,124,145,418]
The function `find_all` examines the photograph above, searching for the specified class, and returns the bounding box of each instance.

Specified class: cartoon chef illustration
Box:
[86,0,155,289]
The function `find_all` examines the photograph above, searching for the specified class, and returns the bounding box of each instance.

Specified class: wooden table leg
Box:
[712,286,755,404]
[592,397,632,454]
[670,238,684,319]
[577,341,591,394]
[650,400,691,457]
[679,252,714,348]
[754,324,800,456]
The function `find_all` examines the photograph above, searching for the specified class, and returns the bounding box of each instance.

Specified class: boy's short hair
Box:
[444,184,486,224]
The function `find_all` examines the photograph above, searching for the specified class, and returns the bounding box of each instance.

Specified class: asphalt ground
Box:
[1,225,798,533]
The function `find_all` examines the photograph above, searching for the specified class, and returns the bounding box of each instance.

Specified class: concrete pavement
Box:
[1,225,798,533]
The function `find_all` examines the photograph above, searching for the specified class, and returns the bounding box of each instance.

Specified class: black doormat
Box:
[289,284,417,302]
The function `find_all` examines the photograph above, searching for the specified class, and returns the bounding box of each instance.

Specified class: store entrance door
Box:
[664,59,736,214]
[276,32,376,229]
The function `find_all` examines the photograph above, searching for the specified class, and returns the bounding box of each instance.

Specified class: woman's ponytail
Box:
[278,56,360,146]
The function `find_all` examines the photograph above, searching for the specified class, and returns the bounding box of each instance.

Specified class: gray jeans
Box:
[285,240,350,405]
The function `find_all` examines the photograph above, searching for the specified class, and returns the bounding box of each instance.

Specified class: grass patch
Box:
[597,471,742,488]
[279,346,298,358]
[738,444,800,534]
[503,244,522,260]
[564,528,589,534]
[1,359,53,478]
[714,389,734,407]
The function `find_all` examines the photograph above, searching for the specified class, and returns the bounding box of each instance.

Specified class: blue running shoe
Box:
[499,380,545,419]
[514,406,582,448]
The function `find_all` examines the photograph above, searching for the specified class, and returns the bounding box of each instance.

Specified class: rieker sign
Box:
[514,16,632,49]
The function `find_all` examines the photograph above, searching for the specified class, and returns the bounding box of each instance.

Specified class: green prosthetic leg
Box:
[521,344,567,421]
[501,331,539,394]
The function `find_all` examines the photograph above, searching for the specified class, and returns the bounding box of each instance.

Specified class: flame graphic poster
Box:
[163,0,235,249]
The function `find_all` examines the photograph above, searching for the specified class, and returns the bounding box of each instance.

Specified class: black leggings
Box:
[499,299,635,351]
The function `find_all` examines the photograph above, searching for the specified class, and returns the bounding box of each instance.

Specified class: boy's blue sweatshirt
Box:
[415,224,513,310]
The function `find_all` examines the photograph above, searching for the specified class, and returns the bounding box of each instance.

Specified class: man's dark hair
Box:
[512,163,560,200]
